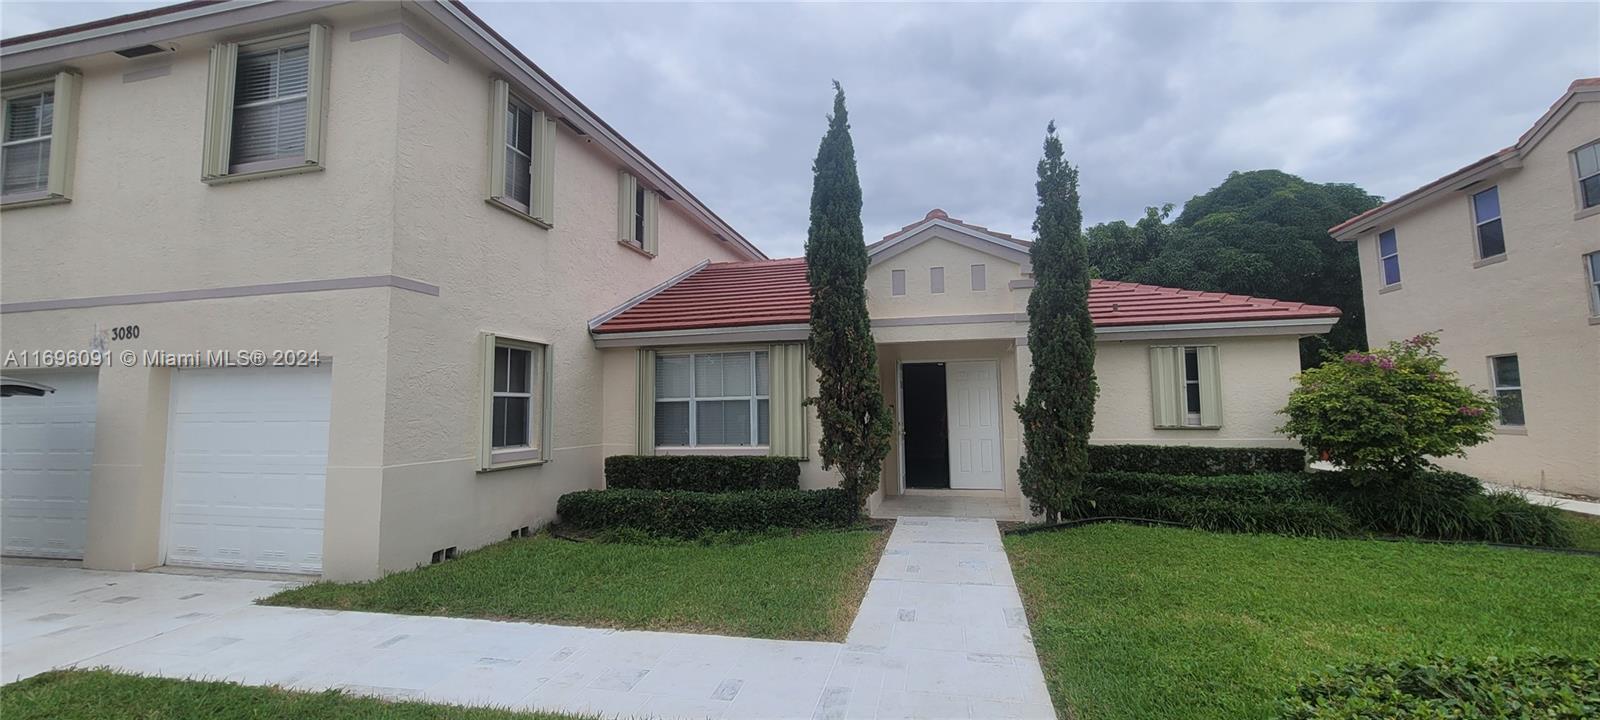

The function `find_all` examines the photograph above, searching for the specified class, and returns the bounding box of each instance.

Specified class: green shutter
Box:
[1197,345,1223,428]
[487,78,510,201]
[618,171,638,244]
[303,24,330,167]
[767,343,808,457]
[46,70,81,199]
[201,41,238,179]
[532,112,556,223]
[1149,346,1182,428]
[636,349,656,455]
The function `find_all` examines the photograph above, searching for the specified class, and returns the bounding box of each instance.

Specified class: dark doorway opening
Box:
[902,362,949,489]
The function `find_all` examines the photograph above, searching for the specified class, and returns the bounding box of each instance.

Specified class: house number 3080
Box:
[110,325,140,341]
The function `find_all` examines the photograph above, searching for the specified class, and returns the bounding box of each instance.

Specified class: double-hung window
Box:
[1587,252,1600,317]
[487,79,555,224]
[618,171,658,254]
[1151,345,1221,429]
[479,334,551,469]
[1471,186,1505,259]
[2,71,79,206]
[1488,354,1524,427]
[202,26,329,181]
[1574,141,1600,211]
[654,351,769,448]
[1377,229,1401,286]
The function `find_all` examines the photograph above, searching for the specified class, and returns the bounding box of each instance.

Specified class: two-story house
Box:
[1330,78,1600,497]
[0,0,761,580]
[2,0,1345,581]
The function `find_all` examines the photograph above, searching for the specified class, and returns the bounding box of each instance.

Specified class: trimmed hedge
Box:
[557,488,857,538]
[1072,470,1572,546]
[1281,654,1600,719]
[1089,444,1306,476]
[604,455,800,493]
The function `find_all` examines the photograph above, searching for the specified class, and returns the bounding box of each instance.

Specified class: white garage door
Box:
[164,366,331,574]
[1,371,98,559]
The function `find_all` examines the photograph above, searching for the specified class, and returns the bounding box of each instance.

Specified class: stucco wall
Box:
[1353,100,1600,496]
[370,18,750,574]
[867,236,1024,318]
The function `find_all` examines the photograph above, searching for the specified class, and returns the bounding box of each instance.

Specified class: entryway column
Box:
[83,364,171,571]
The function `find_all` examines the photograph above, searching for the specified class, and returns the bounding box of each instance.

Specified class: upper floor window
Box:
[1471,186,1505,259]
[202,26,329,182]
[617,171,658,255]
[655,351,769,448]
[971,264,987,291]
[890,269,906,296]
[1586,252,1600,317]
[1377,229,1401,286]
[1575,140,1600,210]
[1488,354,1524,427]
[2,71,79,206]
[487,78,554,224]
[930,266,945,294]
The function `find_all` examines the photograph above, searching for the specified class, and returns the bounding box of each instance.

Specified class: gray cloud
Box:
[6,1,1596,258]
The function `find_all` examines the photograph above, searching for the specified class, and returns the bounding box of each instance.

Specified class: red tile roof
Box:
[594,258,811,334]
[1329,77,1600,237]
[592,259,1340,334]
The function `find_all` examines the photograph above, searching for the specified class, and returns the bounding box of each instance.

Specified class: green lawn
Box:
[1006,523,1600,720]
[1564,511,1600,551]
[264,530,886,641]
[0,670,582,719]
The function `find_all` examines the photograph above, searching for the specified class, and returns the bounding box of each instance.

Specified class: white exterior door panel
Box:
[164,366,331,574]
[1,372,97,559]
[946,361,1002,489]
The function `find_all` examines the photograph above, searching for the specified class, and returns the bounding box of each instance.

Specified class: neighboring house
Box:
[1329,79,1600,498]
[0,2,1339,581]
[592,209,1342,517]
[0,0,761,580]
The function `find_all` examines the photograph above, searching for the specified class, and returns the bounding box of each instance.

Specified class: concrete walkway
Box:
[1,517,1051,719]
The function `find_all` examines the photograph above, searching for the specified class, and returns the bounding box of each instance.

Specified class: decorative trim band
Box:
[592,323,810,348]
[349,21,449,64]
[2,274,441,313]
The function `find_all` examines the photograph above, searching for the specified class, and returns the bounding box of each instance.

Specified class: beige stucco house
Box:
[592,209,1341,518]
[1329,79,1600,498]
[1,0,1338,581]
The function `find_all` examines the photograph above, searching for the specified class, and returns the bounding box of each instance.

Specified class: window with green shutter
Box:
[2,70,79,206]
[1150,345,1222,429]
[202,26,329,183]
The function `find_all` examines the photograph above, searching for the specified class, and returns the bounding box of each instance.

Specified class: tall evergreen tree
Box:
[804,82,892,508]
[1016,122,1097,521]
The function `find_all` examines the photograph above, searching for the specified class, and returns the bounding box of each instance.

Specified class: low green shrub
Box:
[1072,473,1352,537]
[557,488,857,538]
[1088,444,1306,476]
[604,455,800,493]
[1308,471,1572,547]
[1280,654,1600,719]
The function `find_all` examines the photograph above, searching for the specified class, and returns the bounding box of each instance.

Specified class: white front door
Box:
[1,371,98,559]
[945,360,1002,489]
[164,366,331,574]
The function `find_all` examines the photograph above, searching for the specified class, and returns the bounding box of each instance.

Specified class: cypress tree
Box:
[1016,122,1097,521]
[804,82,892,508]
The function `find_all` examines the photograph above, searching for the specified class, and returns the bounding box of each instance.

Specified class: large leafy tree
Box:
[1087,170,1382,366]
[1016,122,1097,521]
[804,82,892,508]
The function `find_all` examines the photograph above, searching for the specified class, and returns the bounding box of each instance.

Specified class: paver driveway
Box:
[1,517,1052,719]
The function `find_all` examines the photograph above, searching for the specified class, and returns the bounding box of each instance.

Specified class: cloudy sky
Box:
[6,2,1596,258]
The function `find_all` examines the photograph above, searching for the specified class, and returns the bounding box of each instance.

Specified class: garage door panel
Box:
[164,367,331,575]
[1,372,97,559]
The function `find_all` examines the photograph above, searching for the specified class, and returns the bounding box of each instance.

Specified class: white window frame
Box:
[1,70,79,208]
[1587,252,1600,319]
[479,333,552,470]
[1182,347,1202,427]
[1471,186,1505,261]
[201,25,329,184]
[654,350,769,449]
[1377,229,1401,287]
[1573,140,1600,215]
[1487,353,1524,429]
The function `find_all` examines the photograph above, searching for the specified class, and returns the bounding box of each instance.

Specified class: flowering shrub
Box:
[1279,333,1496,478]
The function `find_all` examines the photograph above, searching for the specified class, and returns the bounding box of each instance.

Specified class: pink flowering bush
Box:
[1279,333,1496,479]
